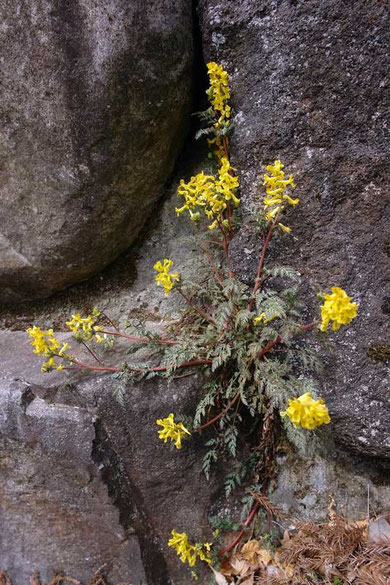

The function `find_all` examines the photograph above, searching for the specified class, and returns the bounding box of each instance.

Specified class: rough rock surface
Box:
[0,331,219,585]
[1,151,390,583]
[0,0,193,303]
[2,2,390,582]
[199,0,390,458]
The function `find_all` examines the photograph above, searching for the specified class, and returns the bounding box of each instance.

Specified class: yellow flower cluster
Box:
[281,392,331,430]
[154,259,179,296]
[176,157,239,230]
[206,62,231,163]
[263,160,298,231]
[206,62,230,121]
[320,286,358,332]
[253,312,277,326]
[27,326,71,373]
[156,413,191,449]
[66,311,102,342]
[168,530,211,567]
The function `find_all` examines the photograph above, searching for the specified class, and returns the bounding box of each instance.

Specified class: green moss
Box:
[367,344,390,363]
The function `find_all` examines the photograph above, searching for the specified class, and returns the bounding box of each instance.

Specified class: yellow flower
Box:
[27,325,71,372]
[156,413,191,449]
[281,392,331,430]
[66,313,99,341]
[206,62,230,120]
[176,158,239,230]
[253,312,267,326]
[207,135,225,163]
[27,326,57,356]
[253,312,278,326]
[27,326,72,373]
[168,530,211,567]
[154,259,179,296]
[168,531,198,566]
[58,342,69,356]
[41,356,57,373]
[320,286,358,332]
[263,160,297,222]
[197,543,212,564]
[278,223,291,233]
[205,63,232,162]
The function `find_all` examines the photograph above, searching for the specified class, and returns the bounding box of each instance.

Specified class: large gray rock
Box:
[199,0,390,458]
[0,0,193,303]
[1,151,389,582]
[0,331,219,584]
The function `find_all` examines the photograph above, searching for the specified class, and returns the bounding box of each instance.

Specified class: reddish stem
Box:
[101,312,120,332]
[218,501,261,556]
[98,329,179,345]
[222,136,230,161]
[81,341,103,365]
[194,225,225,287]
[217,218,234,278]
[177,290,217,325]
[194,391,240,432]
[257,321,319,360]
[66,357,212,374]
[248,216,278,312]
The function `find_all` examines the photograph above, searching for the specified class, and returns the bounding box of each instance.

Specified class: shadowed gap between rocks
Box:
[88,9,209,584]
[92,419,171,585]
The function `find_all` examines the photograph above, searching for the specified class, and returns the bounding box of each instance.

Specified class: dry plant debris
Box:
[214,513,390,585]
[0,566,133,585]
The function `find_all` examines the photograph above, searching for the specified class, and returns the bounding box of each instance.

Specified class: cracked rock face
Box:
[0,0,193,303]
[0,377,147,584]
[199,0,390,458]
[0,332,219,584]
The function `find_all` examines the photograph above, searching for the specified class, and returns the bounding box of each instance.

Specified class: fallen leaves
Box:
[216,512,390,584]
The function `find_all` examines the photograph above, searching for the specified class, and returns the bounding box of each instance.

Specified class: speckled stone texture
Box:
[198,0,390,458]
[0,0,193,303]
[0,331,218,585]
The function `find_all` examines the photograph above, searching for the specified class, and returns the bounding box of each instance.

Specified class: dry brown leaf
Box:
[210,567,228,585]
[257,548,272,566]
[0,572,11,585]
[49,577,80,585]
[241,540,260,565]
[219,559,236,577]
[368,517,390,543]
[30,570,41,585]
[229,557,251,577]
[239,575,254,585]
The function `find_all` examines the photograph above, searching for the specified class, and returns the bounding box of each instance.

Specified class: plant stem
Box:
[194,391,240,432]
[194,224,225,287]
[81,341,104,365]
[217,218,234,278]
[177,290,217,326]
[248,217,278,312]
[98,329,179,345]
[101,312,120,332]
[218,501,261,556]
[66,357,212,375]
[222,136,230,161]
[257,320,319,360]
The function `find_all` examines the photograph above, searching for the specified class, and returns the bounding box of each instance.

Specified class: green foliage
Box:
[209,515,241,533]
[118,261,322,482]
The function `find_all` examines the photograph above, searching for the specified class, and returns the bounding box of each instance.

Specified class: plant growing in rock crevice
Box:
[27,62,358,574]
